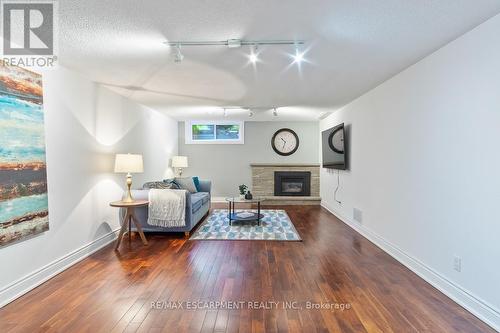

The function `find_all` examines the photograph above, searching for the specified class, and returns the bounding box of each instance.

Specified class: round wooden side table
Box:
[110,200,149,250]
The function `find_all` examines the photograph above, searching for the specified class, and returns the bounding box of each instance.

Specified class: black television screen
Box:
[322,123,347,170]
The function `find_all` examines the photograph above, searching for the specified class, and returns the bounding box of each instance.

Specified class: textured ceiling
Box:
[59,0,500,120]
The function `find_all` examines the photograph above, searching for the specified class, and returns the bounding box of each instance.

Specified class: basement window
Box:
[185,121,244,144]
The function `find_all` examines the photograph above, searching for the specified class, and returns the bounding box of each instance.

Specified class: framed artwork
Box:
[0,64,49,246]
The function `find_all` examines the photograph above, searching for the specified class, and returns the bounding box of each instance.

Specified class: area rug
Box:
[190,209,301,241]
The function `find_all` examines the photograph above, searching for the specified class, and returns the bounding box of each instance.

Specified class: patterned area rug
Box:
[190,209,301,241]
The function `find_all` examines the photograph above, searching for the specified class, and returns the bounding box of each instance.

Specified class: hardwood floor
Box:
[0,204,494,332]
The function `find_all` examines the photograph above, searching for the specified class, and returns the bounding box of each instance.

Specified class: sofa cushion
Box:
[200,192,210,204]
[190,192,209,213]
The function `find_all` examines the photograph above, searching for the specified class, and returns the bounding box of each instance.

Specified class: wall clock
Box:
[328,127,344,153]
[271,128,299,156]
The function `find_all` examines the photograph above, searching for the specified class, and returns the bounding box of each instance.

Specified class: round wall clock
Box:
[271,128,299,156]
[328,127,344,153]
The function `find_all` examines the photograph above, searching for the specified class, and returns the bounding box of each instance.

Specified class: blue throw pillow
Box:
[192,176,201,192]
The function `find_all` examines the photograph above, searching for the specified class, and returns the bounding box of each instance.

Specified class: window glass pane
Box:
[216,124,240,140]
[192,124,214,140]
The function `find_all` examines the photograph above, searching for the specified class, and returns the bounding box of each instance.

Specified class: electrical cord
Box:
[334,169,341,204]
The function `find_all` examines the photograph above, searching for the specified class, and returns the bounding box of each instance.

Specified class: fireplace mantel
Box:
[250,163,321,205]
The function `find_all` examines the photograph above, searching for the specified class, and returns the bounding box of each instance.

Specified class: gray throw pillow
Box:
[174,177,198,193]
[143,181,178,190]
[163,179,181,189]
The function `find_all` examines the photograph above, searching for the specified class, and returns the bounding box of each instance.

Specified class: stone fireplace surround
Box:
[250,163,321,205]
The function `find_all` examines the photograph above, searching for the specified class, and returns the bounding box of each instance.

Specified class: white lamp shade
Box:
[114,154,144,173]
[172,156,188,168]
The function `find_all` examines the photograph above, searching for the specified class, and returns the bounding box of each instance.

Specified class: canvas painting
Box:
[0,64,48,246]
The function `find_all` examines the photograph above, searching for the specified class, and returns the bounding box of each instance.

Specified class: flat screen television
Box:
[322,123,347,170]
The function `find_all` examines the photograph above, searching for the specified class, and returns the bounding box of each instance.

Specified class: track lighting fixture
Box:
[165,39,304,48]
[217,106,279,118]
[165,39,306,65]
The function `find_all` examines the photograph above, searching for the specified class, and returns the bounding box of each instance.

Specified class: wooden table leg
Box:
[130,209,148,245]
[115,209,129,250]
[128,214,132,241]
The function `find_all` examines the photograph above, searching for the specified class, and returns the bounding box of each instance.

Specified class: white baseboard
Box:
[321,201,500,332]
[0,228,119,308]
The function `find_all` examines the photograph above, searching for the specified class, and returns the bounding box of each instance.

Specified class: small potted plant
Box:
[238,184,248,199]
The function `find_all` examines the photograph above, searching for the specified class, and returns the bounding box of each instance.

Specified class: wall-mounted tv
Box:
[321,123,347,170]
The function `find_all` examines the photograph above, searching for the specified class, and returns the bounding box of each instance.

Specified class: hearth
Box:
[274,171,311,196]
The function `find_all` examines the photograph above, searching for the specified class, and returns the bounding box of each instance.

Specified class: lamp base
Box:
[176,168,183,177]
[123,173,134,202]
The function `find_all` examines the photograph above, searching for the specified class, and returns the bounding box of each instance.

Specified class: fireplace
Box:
[274,171,311,196]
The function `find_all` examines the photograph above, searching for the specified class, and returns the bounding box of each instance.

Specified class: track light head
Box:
[273,108,278,117]
[248,110,254,117]
[223,108,227,117]
[249,53,258,64]
[249,44,259,64]
[174,44,184,63]
[292,46,304,64]
[227,39,242,48]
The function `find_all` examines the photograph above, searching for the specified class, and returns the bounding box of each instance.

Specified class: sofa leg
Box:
[184,231,190,239]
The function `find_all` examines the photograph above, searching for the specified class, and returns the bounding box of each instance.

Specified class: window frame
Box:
[185,120,245,144]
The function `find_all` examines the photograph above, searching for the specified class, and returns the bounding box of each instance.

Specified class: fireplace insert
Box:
[274,171,311,196]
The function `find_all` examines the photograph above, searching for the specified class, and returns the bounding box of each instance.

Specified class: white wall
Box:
[179,121,319,197]
[0,66,178,306]
[320,14,500,329]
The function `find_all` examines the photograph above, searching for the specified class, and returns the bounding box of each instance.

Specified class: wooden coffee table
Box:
[110,200,149,250]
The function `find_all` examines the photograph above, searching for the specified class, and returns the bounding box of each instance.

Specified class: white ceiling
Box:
[59,0,500,121]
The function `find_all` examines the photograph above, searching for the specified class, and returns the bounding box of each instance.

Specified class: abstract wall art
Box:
[0,64,48,246]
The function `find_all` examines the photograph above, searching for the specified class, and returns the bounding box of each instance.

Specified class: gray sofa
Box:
[121,180,211,236]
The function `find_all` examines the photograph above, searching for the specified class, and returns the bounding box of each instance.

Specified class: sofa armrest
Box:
[198,180,212,194]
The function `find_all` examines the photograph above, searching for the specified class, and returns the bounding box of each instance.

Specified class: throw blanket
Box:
[147,189,186,227]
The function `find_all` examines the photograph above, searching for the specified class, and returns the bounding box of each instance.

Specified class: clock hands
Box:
[280,137,287,149]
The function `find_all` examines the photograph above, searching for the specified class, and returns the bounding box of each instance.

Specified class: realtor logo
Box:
[1,0,57,67]
[3,2,53,55]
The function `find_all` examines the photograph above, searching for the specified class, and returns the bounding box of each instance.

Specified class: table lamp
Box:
[114,153,144,202]
[172,156,188,177]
